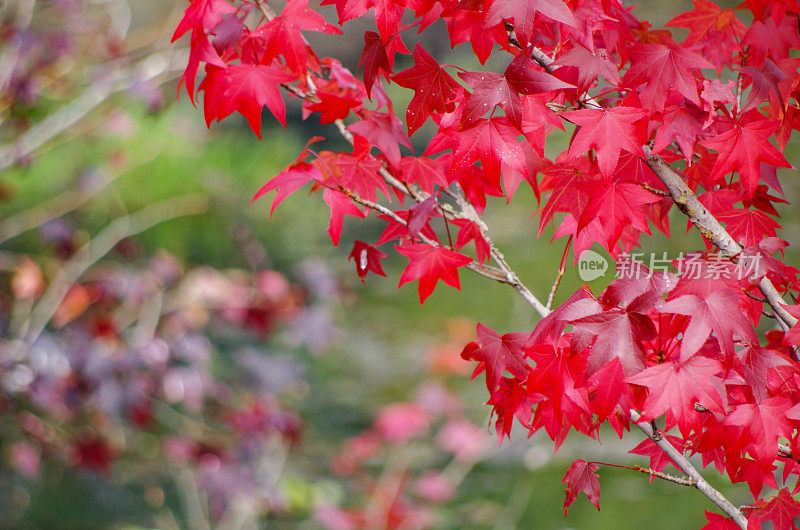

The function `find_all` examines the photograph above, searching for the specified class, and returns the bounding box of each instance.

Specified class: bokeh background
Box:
[1,0,798,529]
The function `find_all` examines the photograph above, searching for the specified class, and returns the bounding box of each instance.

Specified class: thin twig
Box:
[631,410,747,528]
[632,465,697,486]
[546,235,572,310]
[334,185,513,284]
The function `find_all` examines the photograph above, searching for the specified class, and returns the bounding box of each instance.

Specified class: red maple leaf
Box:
[172,0,237,42]
[570,307,656,376]
[460,323,530,393]
[451,117,526,183]
[659,289,757,359]
[725,396,793,464]
[586,357,630,422]
[702,118,791,197]
[715,208,781,247]
[622,44,713,110]
[561,459,600,514]
[199,64,294,136]
[400,156,449,194]
[396,243,472,303]
[249,0,340,75]
[652,103,705,161]
[452,219,491,264]
[348,109,412,168]
[626,356,726,434]
[554,44,620,94]
[565,106,647,177]
[458,71,520,127]
[701,511,741,530]
[349,240,388,282]
[629,435,687,474]
[747,488,800,530]
[392,43,462,134]
[306,82,362,124]
[666,0,746,47]
[323,188,365,246]
[358,31,408,97]
[485,0,576,50]
[576,178,661,249]
[253,162,321,214]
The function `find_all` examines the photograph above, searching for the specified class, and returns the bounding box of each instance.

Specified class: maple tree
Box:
[173,0,800,527]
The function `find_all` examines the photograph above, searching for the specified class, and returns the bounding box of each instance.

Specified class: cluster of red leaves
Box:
[462,257,800,527]
[174,0,800,527]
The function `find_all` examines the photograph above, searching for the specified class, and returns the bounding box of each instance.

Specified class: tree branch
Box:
[632,465,697,486]
[631,410,747,528]
[642,146,798,334]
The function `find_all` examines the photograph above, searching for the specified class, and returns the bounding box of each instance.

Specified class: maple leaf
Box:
[701,511,741,530]
[460,323,530,393]
[570,308,656,376]
[622,44,713,110]
[702,118,791,197]
[747,489,800,530]
[485,0,576,50]
[172,0,237,42]
[666,0,746,47]
[357,31,408,97]
[554,44,620,94]
[400,156,449,194]
[305,83,362,124]
[348,109,411,168]
[315,137,389,203]
[781,304,800,346]
[349,240,388,282]
[451,117,526,183]
[626,356,726,434]
[253,162,321,215]
[561,459,600,515]
[576,178,660,249]
[659,289,757,359]
[565,106,646,177]
[452,219,490,264]
[322,188,365,246]
[249,0,341,75]
[488,376,541,439]
[736,345,795,401]
[200,64,294,136]
[715,208,781,247]
[408,195,438,237]
[725,396,793,463]
[586,358,630,421]
[392,44,462,134]
[458,71,520,127]
[629,435,687,475]
[181,33,227,103]
[396,243,472,303]
[742,16,800,67]
[537,161,599,235]
[738,59,788,114]
[652,103,705,161]
[504,53,576,96]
